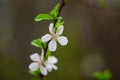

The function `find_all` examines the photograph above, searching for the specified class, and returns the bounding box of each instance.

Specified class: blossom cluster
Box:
[29,23,68,76]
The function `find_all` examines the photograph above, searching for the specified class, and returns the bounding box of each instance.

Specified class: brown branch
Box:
[39,0,66,79]
[39,73,44,80]
[54,0,65,25]
[44,0,65,57]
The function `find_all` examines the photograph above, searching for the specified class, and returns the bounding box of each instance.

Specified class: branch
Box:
[39,0,66,79]
[44,0,65,56]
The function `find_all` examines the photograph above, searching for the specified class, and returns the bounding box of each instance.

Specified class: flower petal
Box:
[48,40,57,51]
[57,36,68,46]
[29,62,39,71]
[30,53,39,61]
[49,23,54,34]
[40,65,47,76]
[45,64,53,72]
[47,56,58,64]
[41,34,51,42]
[41,49,44,60]
[56,25,64,35]
[47,68,52,72]
[52,65,58,70]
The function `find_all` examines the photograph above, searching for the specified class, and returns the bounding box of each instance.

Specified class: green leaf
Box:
[50,3,60,18]
[55,19,64,28]
[29,69,40,76]
[93,70,112,80]
[31,39,43,48]
[57,16,63,20]
[64,0,69,4]
[103,70,111,80]
[46,49,51,58]
[43,49,52,61]
[29,70,37,75]
[34,14,54,22]
[93,72,103,79]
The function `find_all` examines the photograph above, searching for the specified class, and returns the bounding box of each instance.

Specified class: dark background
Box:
[0,0,120,80]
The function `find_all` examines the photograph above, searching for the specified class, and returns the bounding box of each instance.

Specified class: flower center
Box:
[38,58,44,65]
[51,34,57,40]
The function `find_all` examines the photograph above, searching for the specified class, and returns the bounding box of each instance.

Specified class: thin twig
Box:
[39,74,44,80]
[39,0,65,79]
[44,0,65,56]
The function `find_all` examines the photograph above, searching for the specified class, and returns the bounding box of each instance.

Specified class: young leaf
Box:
[46,49,51,58]
[64,0,69,4]
[103,70,111,80]
[31,39,43,48]
[55,19,64,28]
[50,3,60,18]
[93,72,103,79]
[29,69,40,76]
[93,70,112,80]
[34,14,54,22]
[29,70,38,75]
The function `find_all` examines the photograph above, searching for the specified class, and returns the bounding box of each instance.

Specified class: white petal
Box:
[47,56,58,64]
[29,62,39,71]
[41,49,44,60]
[41,34,51,42]
[40,65,47,76]
[52,65,58,70]
[45,64,53,72]
[49,23,54,34]
[47,68,52,72]
[56,25,64,35]
[30,53,40,61]
[57,36,68,46]
[48,40,57,51]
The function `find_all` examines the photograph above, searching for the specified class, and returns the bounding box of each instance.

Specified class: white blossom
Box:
[29,49,58,76]
[41,23,68,51]
[45,56,58,72]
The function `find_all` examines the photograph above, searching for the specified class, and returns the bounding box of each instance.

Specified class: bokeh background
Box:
[0,0,120,80]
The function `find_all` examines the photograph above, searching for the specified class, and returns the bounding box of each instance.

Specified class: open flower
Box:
[29,49,58,76]
[45,56,58,72]
[41,23,68,51]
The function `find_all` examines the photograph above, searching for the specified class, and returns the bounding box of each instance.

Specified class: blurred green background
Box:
[0,0,120,80]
